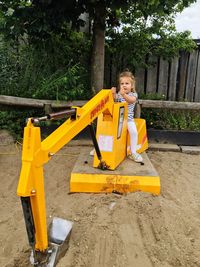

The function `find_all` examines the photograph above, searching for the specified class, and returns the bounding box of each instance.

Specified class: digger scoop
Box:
[30,217,73,267]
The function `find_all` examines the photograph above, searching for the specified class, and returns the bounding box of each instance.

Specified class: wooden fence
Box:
[104,47,200,103]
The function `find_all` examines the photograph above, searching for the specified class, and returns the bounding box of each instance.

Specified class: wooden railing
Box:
[1,95,200,118]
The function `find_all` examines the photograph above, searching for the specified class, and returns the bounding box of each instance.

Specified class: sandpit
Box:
[0,130,200,267]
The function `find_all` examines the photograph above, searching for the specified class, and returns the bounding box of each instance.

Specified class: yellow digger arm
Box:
[17,89,115,252]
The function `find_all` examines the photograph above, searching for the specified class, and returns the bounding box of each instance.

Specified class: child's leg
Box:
[127,120,138,154]
[127,121,143,162]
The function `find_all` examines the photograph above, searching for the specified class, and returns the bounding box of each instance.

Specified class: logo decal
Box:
[90,95,109,119]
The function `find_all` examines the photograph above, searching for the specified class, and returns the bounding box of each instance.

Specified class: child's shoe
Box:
[90,149,95,156]
[128,153,143,163]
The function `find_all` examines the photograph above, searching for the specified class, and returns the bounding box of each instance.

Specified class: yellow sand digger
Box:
[17,89,160,266]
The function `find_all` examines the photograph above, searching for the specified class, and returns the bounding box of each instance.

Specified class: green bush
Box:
[0,109,44,140]
[33,64,88,100]
[142,108,200,131]
[0,30,92,140]
[139,92,200,131]
[0,31,91,99]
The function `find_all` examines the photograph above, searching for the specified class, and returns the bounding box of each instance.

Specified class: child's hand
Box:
[111,87,117,100]
[119,88,126,97]
[111,87,117,94]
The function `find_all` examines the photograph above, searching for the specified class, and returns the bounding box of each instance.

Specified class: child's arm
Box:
[111,87,118,101]
[119,89,137,104]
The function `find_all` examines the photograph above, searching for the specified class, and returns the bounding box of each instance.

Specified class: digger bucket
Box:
[30,217,73,267]
[48,217,73,267]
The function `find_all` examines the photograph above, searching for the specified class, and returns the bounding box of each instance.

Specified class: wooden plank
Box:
[146,56,158,93]
[194,50,200,102]
[185,50,198,101]
[1,95,200,111]
[168,57,179,100]
[135,68,145,95]
[0,95,44,108]
[157,57,169,98]
[139,99,200,110]
[0,95,85,109]
[177,51,189,100]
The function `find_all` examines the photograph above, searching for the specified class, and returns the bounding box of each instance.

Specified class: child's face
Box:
[119,77,133,93]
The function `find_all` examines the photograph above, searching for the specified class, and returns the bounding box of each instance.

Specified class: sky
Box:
[175,0,200,39]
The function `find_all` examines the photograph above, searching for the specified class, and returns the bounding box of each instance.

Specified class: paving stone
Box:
[180,146,200,155]
[148,143,181,152]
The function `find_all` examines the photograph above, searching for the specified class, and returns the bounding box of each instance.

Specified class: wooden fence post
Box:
[157,57,169,98]
[135,68,145,95]
[194,50,200,102]
[177,51,189,100]
[185,50,198,101]
[146,56,158,94]
[168,57,179,100]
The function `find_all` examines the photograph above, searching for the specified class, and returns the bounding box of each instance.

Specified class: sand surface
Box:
[0,130,200,267]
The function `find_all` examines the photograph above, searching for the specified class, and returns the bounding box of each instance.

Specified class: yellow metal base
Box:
[70,148,160,195]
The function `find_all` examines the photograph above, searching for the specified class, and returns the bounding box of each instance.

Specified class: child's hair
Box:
[118,70,136,92]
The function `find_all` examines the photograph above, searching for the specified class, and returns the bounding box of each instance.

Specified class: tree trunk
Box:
[91,4,106,93]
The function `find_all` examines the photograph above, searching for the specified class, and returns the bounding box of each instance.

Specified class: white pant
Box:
[127,120,138,154]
